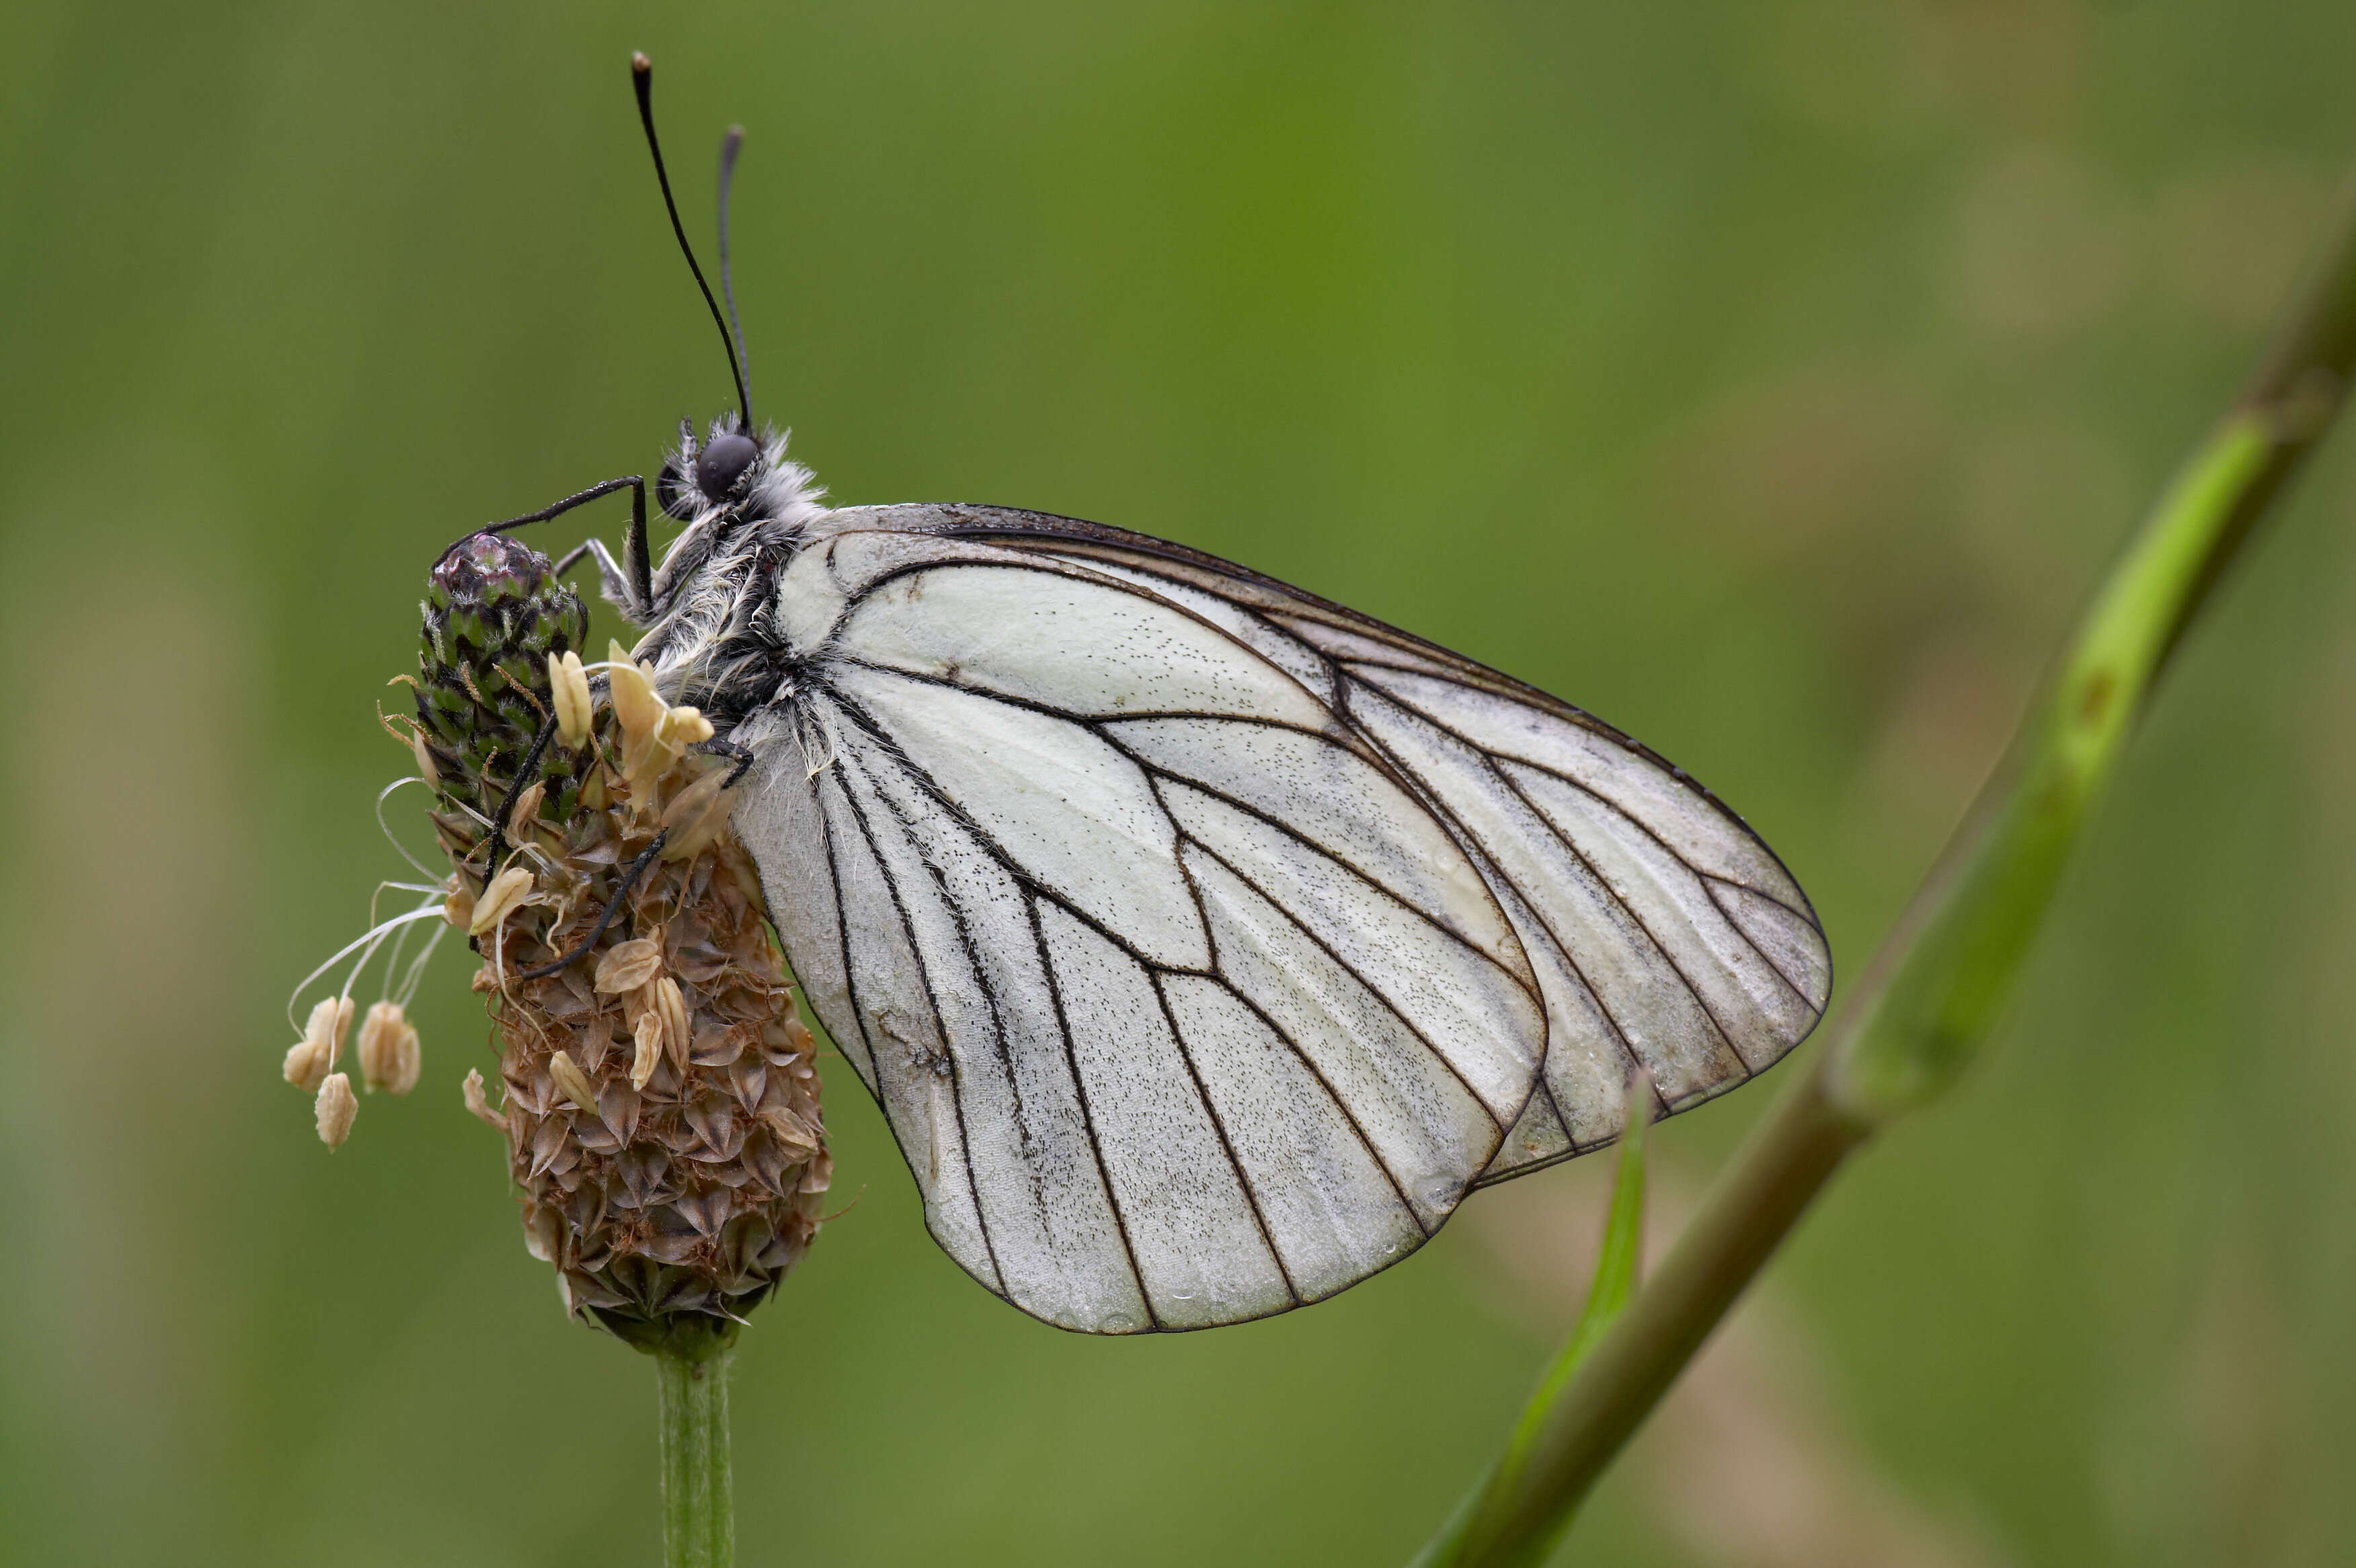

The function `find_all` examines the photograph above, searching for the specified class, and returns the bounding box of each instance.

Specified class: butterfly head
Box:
[659,415,764,520]
[654,414,825,533]
[694,429,762,506]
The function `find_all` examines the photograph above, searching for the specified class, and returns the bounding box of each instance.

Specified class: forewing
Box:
[821,504,1832,1182]
[730,529,1546,1331]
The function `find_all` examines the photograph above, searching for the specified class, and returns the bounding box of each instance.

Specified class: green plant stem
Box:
[1436,1076,1865,1568]
[1418,168,2356,1568]
[654,1320,737,1568]
[1413,1089,1658,1568]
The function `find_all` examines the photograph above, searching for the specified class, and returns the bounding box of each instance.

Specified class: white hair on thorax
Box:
[633,424,828,696]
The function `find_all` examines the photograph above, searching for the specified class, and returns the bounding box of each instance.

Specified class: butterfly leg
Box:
[693,736,756,787]
[561,537,647,623]
[472,712,561,890]
[444,475,654,621]
[514,829,670,979]
[554,481,657,624]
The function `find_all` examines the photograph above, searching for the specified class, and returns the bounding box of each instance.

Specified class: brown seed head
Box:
[452,639,830,1343]
[287,544,830,1347]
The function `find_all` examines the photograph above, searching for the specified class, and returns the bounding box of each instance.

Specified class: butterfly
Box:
[492,56,1829,1333]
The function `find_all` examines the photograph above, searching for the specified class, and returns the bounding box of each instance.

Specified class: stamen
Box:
[549,650,594,749]
[315,1072,358,1148]
[284,902,446,1033]
[548,1051,598,1112]
[358,1001,423,1095]
[630,1011,664,1091]
[375,777,445,881]
[391,921,446,1009]
[469,865,535,936]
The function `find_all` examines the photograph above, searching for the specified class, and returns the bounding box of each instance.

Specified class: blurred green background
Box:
[6,2,2356,1563]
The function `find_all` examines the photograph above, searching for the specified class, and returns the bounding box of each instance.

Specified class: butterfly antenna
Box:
[717,125,752,424]
[631,52,752,432]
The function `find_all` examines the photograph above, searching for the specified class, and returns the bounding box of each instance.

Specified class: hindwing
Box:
[729,527,1550,1331]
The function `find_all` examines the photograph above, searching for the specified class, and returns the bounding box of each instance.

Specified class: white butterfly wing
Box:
[820,506,1833,1185]
[730,528,1548,1331]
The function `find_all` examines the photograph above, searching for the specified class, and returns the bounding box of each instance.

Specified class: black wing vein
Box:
[820,751,1012,1296]
[1145,969,1303,1309]
[1026,893,1159,1325]
[1180,833,1515,1136]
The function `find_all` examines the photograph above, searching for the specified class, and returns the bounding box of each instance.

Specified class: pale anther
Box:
[547,1050,598,1111]
[654,976,691,1068]
[283,995,354,1091]
[606,640,665,742]
[658,705,715,748]
[315,1072,358,1148]
[282,1037,327,1093]
[469,865,534,936]
[631,1011,664,1091]
[549,650,594,749]
[357,1001,422,1095]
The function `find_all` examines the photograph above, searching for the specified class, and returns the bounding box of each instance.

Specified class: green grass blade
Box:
[1411,1083,1653,1568]
[1826,415,2275,1119]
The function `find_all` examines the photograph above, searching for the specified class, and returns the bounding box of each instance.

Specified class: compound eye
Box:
[695,432,760,502]
[656,458,697,520]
